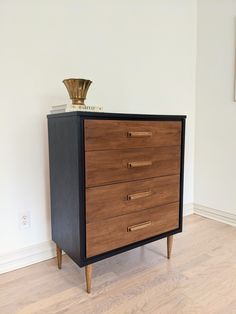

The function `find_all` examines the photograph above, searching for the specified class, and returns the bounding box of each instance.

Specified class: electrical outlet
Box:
[19,211,31,229]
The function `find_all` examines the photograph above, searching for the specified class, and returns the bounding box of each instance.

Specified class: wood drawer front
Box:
[86,202,179,257]
[85,146,181,187]
[86,175,180,223]
[84,119,181,151]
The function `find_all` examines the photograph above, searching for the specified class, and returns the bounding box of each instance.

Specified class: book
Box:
[50,104,103,114]
[51,104,67,110]
[50,109,65,114]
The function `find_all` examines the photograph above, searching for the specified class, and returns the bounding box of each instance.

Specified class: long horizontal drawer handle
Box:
[127,221,151,232]
[127,131,152,138]
[127,190,152,201]
[127,161,152,168]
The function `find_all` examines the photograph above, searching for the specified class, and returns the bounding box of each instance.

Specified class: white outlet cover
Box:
[19,211,31,229]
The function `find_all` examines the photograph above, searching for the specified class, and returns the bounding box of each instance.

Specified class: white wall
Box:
[195,0,236,214]
[0,0,197,256]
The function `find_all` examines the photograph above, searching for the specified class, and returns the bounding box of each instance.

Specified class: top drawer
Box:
[84,119,181,151]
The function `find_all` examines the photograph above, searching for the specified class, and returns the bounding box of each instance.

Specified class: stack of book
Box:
[50,104,103,114]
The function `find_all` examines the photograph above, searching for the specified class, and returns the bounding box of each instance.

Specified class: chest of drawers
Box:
[47,111,186,293]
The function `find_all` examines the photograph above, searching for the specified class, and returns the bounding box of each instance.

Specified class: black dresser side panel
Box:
[48,115,81,265]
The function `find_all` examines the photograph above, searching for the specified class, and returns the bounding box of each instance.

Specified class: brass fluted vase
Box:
[63,78,92,106]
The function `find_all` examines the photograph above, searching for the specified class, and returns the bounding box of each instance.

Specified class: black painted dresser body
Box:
[47,111,186,268]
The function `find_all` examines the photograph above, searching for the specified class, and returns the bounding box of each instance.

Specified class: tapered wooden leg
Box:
[85,265,92,293]
[56,244,62,269]
[167,235,174,259]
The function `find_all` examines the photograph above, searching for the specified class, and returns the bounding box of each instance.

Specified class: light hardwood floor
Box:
[1,214,236,314]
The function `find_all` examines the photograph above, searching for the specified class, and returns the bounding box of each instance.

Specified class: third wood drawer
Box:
[85,145,181,187]
[86,175,180,223]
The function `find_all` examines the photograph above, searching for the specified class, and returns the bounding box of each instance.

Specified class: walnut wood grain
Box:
[84,120,181,151]
[86,175,180,223]
[85,146,181,187]
[86,202,179,257]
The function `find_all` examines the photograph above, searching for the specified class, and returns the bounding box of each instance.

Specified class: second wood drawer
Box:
[86,202,179,257]
[86,146,181,187]
[86,175,180,223]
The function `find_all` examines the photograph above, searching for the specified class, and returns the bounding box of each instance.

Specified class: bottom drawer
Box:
[86,202,179,257]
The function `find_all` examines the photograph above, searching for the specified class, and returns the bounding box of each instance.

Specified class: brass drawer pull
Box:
[127,190,152,201]
[127,221,151,232]
[127,131,152,138]
[127,161,152,168]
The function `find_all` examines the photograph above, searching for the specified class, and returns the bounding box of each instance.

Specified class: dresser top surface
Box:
[47,111,186,120]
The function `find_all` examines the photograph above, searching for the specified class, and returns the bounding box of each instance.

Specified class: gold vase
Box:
[63,78,92,106]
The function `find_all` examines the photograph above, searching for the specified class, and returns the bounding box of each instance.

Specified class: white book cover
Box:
[66,104,103,112]
[51,104,67,109]
[50,104,103,114]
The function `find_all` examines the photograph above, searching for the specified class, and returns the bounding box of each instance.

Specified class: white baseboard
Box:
[194,203,236,227]
[183,203,194,216]
[0,241,56,274]
[1,203,235,275]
